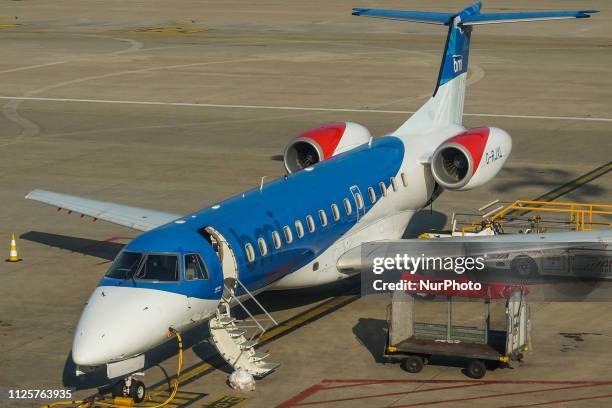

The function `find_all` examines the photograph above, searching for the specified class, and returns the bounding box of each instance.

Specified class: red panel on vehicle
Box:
[446,127,490,174]
[402,273,529,299]
[299,122,347,159]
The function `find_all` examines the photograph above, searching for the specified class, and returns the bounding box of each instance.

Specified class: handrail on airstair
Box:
[235,279,279,327]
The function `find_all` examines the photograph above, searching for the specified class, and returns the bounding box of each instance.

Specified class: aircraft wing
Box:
[25,189,181,231]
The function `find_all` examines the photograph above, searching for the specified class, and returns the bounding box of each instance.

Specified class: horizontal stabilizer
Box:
[353,3,598,26]
[25,189,181,231]
[461,10,598,25]
[352,8,453,25]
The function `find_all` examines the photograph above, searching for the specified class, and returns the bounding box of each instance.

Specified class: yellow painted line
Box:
[506,161,612,218]
[259,294,358,343]
[201,395,250,408]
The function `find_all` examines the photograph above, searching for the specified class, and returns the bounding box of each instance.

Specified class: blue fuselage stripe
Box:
[99,136,405,299]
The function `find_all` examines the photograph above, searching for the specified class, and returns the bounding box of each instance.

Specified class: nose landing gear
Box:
[112,376,146,403]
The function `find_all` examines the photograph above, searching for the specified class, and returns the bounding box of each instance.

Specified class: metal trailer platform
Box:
[383,289,529,378]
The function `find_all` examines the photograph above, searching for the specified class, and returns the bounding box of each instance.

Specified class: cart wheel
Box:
[401,356,424,373]
[511,255,538,277]
[466,360,486,379]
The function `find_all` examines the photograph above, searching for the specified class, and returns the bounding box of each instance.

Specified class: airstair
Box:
[208,278,280,377]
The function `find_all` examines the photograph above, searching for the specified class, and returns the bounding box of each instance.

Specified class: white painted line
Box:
[0,95,610,122]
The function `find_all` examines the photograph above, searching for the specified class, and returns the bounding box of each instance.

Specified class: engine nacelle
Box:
[431,127,512,191]
[283,122,371,173]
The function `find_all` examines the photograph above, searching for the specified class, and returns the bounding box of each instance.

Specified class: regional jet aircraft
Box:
[26,2,597,401]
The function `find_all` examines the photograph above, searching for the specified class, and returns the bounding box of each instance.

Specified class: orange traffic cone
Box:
[6,234,21,262]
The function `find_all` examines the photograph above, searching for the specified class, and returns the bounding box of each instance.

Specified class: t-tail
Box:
[353,2,598,136]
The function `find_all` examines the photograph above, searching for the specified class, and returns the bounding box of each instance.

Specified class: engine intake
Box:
[431,127,512,191]
[432,144,473,189]
[283,122,371,173]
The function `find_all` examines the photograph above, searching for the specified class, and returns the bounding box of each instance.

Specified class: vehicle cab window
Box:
[184,253,209,280]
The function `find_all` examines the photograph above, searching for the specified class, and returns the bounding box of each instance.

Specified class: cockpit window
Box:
[105,251,143,279]
[135,254,179,282]
[184,254,209,280]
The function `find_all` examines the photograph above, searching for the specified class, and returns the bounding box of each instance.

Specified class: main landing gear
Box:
[112,376,146,403]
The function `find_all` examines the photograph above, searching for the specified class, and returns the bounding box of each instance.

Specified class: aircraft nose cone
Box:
[71,286,180,367]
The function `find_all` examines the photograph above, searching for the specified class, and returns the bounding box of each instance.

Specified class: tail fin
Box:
[353,2,598,135]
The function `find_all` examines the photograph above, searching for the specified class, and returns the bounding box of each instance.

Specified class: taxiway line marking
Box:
[290,382,490,406]
[500,392,612,407]
[277,380,612,408]
[532,161,612,203]
[389,382,604,408]
[1,95,611,122]
[506,160,612,218]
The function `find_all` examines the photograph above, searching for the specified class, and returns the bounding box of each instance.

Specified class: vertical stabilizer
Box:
[352,2,598,136]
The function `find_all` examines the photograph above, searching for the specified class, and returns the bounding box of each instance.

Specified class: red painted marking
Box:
[276,384,324,408]
[278,379,612,408]
[389,383,603,408]
[445,127,490,174]
[291,382,489,406]
[501,393,612,407]
[319,380,398,391]
[299,122,346,159]
[320,379,612,385]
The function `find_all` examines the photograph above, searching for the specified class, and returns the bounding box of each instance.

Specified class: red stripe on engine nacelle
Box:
[446,127,490,174]
[298,122,347,159]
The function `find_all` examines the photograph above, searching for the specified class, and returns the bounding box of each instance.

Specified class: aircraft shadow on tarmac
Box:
[492,165,608,197]
[21,231,125,261]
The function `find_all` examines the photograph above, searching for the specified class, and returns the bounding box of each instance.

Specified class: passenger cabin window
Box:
[379,182,387,197]
[401,172,408,187]
[331,204,340,221]
[368,187,377,204]
[306,215,316,232]
[283,226,293,243]
[185,254,208,280]
[355,192,364,209]
[106,251,143,279]
[272,231,282,249]
[391,177,398,192]
[135,254,179,281]
[319,209,328,226]
[343,198,352,215]
[257,237,268,256]
[295,220,305,238]
[245,243,255,262]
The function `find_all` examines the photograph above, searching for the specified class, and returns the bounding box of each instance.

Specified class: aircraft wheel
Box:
[111,380,128,398]
[401,355,424,373]
[130,380,146,403]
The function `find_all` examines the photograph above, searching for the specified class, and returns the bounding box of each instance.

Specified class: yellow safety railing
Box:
[489,200,612,232]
